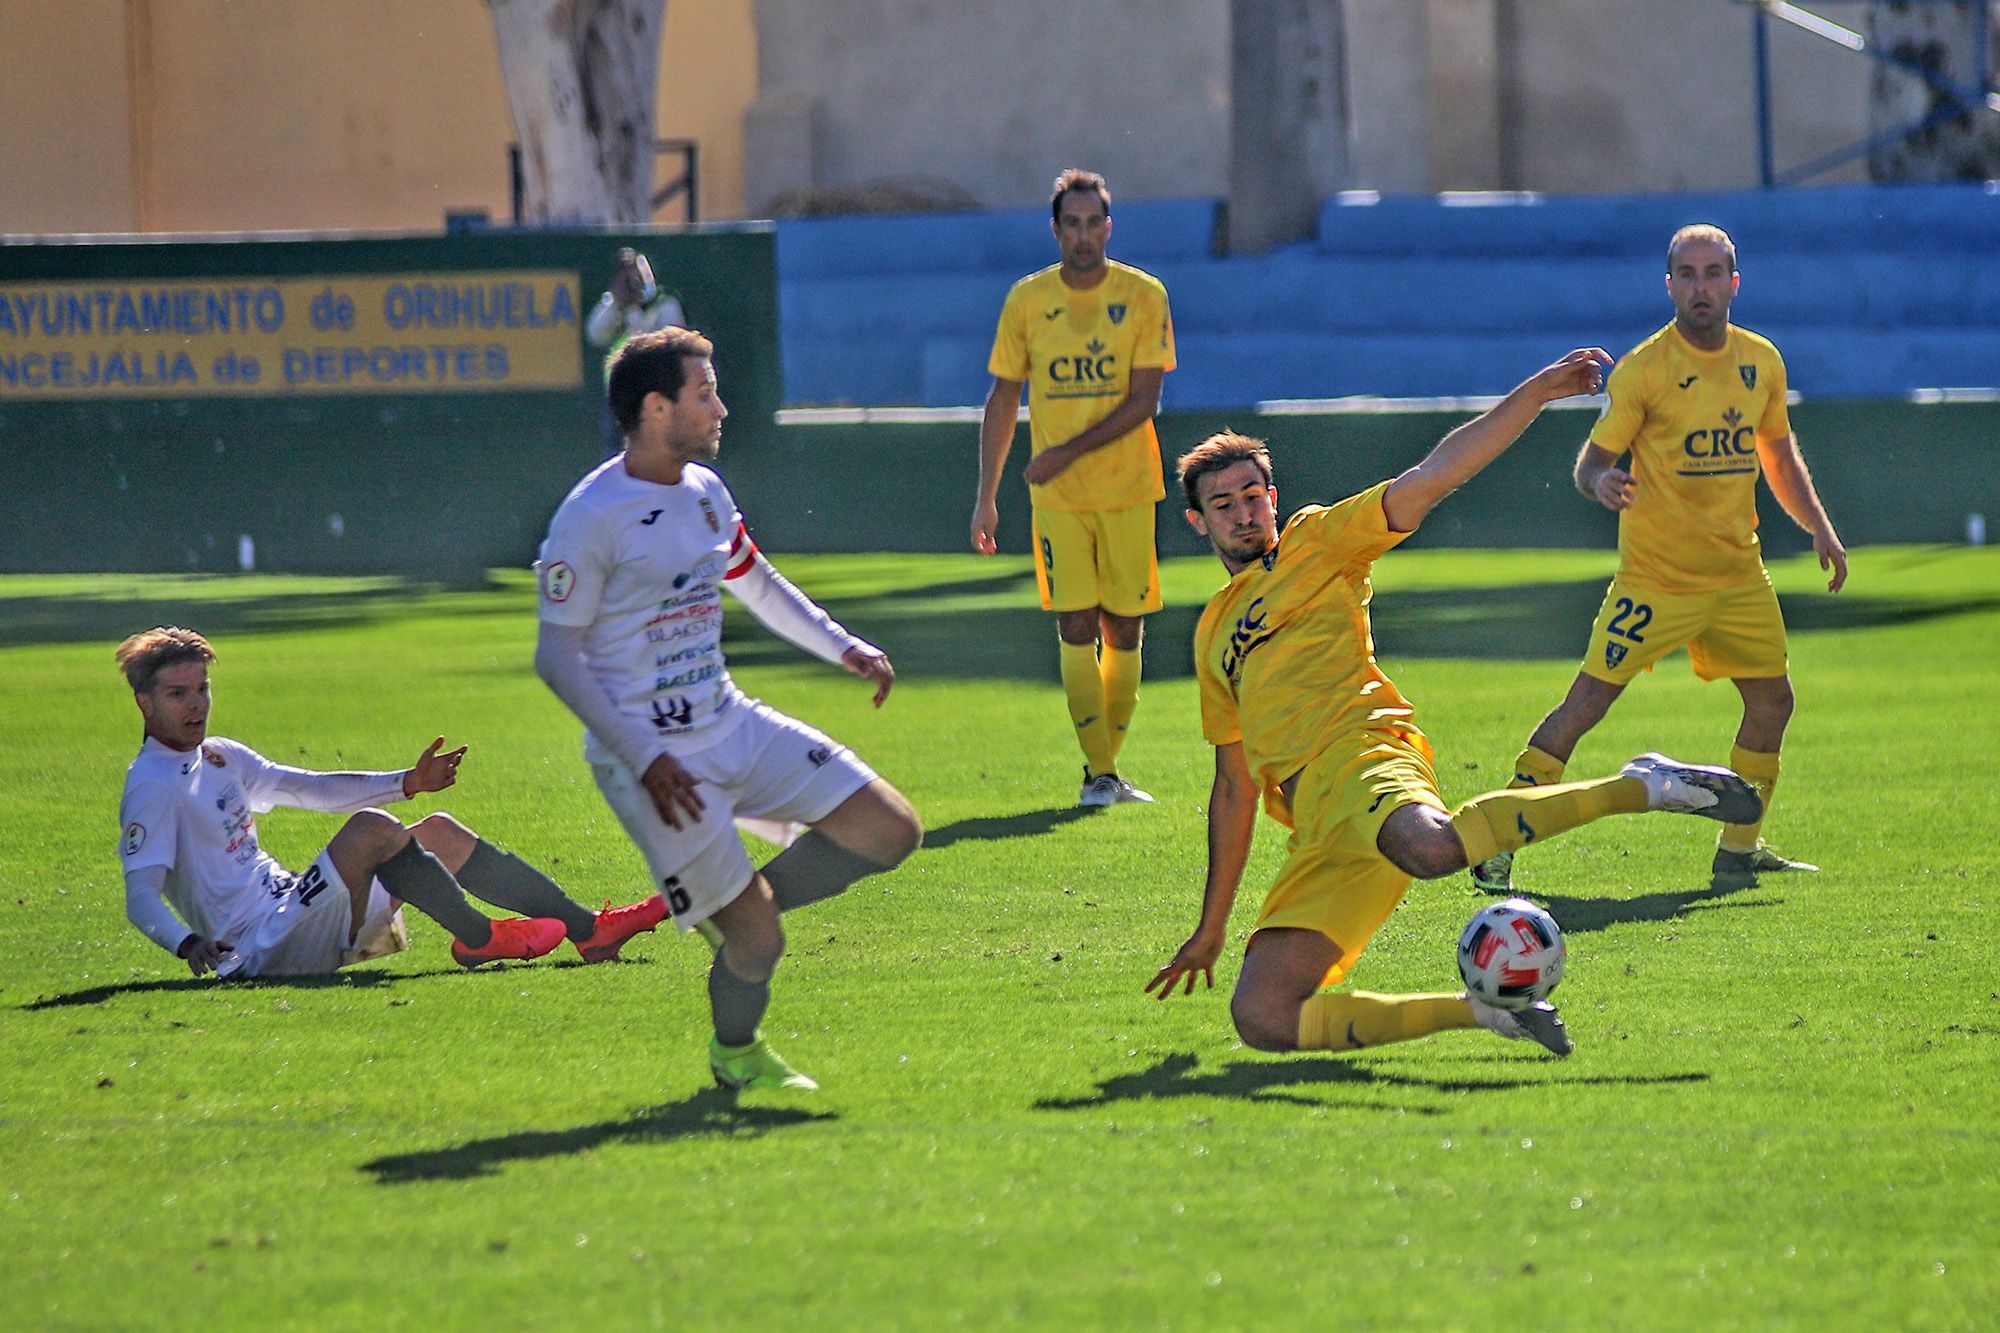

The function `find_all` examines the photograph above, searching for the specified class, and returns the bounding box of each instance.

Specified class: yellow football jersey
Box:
[987,259,1175,512]
[1591,322,1792,592]
[1194,481,1423,801]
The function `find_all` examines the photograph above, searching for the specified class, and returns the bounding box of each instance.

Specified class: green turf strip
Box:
[2,548,1994,1328]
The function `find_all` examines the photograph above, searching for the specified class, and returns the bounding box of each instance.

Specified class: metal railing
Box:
[1748,0,1998,186]
[506,138,699,224]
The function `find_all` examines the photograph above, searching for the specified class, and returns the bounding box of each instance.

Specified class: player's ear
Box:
[1185,507,1208,537]
[1730,272,1741,295]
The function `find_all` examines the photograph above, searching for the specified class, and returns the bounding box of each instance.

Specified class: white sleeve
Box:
[124,863,192,955]
[232,742,405,814]
[255,764,407,814]
[535,621,666,776]
[584,291,623,348]
[725,551,870,666]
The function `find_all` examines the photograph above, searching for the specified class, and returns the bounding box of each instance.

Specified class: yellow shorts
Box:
[1031,503,1162,616]
[1579,573,1788,685]
[1253,726,1445,988]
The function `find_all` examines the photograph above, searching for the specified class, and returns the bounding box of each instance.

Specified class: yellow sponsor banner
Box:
[0,270,583,399]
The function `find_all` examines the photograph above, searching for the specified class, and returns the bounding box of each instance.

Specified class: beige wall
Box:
[0,0,138,232]
[0,0,755,235]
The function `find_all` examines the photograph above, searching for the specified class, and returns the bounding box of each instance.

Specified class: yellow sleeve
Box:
[1286,481,1407,566]
[1194,613,1241,746]
[987,283,1030,381]
[1133,279,1176,373]
[1589,355,1647,456]
[1758,349,1792,441]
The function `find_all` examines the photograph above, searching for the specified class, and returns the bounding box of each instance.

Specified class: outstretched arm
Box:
[1382,349,1610,533]
[1023,366,1166,486]
[1759,433,1848,592]
[1146,742,1258,999]
[972,377,1024,553]
[725,552,895,705]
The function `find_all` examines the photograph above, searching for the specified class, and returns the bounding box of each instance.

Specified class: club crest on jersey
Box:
[1605,641,1628,669]
[1739,364,1757,389]
[203,745,225,767]
[123,822,146,856]
[1107,303,1127,325]
[698,497,720,533]
[542,561,575,602]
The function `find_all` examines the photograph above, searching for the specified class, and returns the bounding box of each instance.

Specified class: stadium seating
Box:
[776,183,2000,407]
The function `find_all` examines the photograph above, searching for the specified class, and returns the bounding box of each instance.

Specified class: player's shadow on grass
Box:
[1034,1051,1707,1114]
[922,806,1097,849]
[19,966,482,1010]
[1527,880,1780,936]
[360,1086,836,1185]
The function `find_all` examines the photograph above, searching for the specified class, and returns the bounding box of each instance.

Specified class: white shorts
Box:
[592,700,878,929]
[218,850,402,978]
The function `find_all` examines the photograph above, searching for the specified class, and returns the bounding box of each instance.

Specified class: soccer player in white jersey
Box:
[115,628,668,979]
[535,327,924,1093]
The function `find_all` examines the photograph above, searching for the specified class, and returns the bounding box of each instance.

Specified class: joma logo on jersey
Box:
[1221,596,1277,681]
[1683,407,1756,459]
[1049,338,1118,384]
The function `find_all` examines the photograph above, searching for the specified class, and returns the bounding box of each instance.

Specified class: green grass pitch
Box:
[2,546,1995,1328]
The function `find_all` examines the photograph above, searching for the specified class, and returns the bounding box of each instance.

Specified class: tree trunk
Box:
[1867,0,2000,182]
[488,0,667,223]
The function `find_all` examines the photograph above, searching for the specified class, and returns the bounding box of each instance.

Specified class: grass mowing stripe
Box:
[1,547,1994,1327]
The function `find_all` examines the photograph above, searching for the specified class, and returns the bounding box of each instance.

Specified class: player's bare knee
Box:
[721,923,784,982]
[1229,992,1298,1052]
[338,808,407,856]
[1378,808,1462,880]
[877,795,924,866]
[409,812,475,865]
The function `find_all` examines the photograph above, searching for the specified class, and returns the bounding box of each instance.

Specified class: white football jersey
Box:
[118,737,304,943]
[537,458,758,762]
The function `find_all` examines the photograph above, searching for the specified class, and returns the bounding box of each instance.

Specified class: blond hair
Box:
[115,626,214,693]
[1668,224,1737,273]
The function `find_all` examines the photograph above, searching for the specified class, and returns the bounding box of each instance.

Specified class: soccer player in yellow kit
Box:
[1147,350,1765,1059]
[1472,226,1848,896]
[972,169,1176,808]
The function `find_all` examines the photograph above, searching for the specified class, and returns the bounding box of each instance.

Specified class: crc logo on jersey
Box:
[542,561,576,602]
[1221,596,1277,683]
[1107,303,1127,325]
[1739,364,1757,390]
[1605,641,1629,670]
[698,497,721,533]
[1050,339,1118,384]
[123,822,146,856]
[1683,407,1756,459]
[203,745,225,767]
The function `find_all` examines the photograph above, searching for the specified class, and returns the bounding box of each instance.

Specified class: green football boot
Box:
[709,1035,818,1091]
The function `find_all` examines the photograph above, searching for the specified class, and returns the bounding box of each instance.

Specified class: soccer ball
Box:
[1457,897,1566,1010]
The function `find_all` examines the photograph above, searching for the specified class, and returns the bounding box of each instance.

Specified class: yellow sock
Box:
[1100,645,1142,764]
[1297,990,1474,1050]
[1720,744,1780,853]
[1509,744,1568,789]
[1450,774,1648,867]
[1060,640,1117,778]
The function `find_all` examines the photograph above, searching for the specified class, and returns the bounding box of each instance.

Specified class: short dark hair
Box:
[1050,169,1111,223]
[607,327,714,433]
[1176,431,1273,511]
[116,626,215,694]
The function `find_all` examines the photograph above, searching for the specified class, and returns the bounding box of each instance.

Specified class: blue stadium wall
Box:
[1,184,1994,574]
